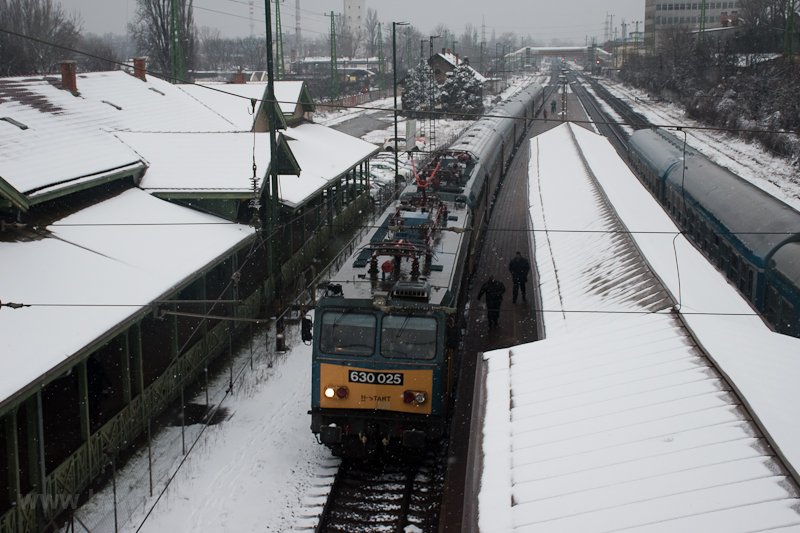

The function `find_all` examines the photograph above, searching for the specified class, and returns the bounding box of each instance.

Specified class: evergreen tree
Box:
[402,59,438,117]
[440,63,484,117]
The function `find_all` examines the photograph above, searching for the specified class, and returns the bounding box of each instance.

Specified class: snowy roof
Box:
[477,123,800,531]
[281,122,379,208]
[0,70,245,208]
[72,70,236,131]
[0,76,145,208]
[180,80,313,130]
[433,52,487,83]
[120,131,298,197]
[0,188,254,411]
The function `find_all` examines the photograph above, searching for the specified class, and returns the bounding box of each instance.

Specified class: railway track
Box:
[315,449,444,532]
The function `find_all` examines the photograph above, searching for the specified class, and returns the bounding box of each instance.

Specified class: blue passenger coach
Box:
[628,128,800,336]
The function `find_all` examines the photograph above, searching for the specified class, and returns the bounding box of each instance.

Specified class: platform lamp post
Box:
[428,35,441,146]
[393,21,410,194]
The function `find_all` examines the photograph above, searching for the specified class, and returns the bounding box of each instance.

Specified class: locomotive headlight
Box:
[324,386,336,398]
[414,392,427,404]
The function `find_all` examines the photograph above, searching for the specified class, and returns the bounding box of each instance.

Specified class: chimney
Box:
[60,61,77,93]
[133,57,147,81]
[232,70,246,84]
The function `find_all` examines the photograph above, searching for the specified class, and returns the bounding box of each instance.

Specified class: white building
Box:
[343,0,365,35]
[645,0,742,51]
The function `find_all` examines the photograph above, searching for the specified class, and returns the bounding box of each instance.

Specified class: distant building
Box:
[343,0,365,35]
[645,0,742,51]
[429,49,487,85]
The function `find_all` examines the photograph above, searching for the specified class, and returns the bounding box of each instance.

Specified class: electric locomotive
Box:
[309,153,475,456]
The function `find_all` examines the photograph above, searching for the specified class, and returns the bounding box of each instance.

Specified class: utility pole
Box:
[429,35,440,149]
[699,0,707,36]
[263,0,281,301]
[275,0,285,79]
[249,1,255,38]
[393,21,410,192]
[785,0,796,59]
[295,0,301,57]
[169,0,185,83]
[378,23,385,92]
[330,12,339,99]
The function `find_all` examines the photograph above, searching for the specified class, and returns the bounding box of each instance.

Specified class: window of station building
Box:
[692,2,698,8]
[319,311,376,356]
[380,315,438,360]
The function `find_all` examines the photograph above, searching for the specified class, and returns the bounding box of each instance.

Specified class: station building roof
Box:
[475,123,800,531]
[180,80,315,129]
[0,68,373,214]
[0,188,254,413]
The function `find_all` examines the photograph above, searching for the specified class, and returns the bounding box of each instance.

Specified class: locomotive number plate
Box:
[348,370,404,386]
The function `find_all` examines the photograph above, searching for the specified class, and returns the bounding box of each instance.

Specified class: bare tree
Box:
[459,23,480,62]
[364,8,379,57]
[238,37,266,71]
[78,34,121,71]
[128,0,196,80]
[0,0,81,75]
[335,13,358,58]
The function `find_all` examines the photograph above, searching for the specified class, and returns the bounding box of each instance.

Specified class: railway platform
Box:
[438,77,593,531]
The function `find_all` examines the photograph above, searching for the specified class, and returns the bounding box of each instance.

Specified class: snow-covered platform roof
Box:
[0,188,254,412]
[282,122,379,209]
[128,123,377,208]
[180,80,314,130]
[476,123,800,531]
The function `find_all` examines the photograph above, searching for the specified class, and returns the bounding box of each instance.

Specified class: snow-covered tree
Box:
[402,59,438,117]
[440,63,484,117]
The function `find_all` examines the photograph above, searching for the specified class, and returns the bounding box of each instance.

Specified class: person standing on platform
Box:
[509,251,531,303]
[477,275,506,329]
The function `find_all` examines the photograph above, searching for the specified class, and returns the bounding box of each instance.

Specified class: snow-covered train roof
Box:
[326,188,470,308]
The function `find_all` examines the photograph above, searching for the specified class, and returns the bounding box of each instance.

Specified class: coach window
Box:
[381,315,438,360]
[319,311,376,356]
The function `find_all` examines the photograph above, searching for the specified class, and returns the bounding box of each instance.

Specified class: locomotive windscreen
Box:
[319,311,376,356]
[380,316,438,360]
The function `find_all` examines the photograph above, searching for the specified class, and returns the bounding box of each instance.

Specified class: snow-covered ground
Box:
[67,73,797,532]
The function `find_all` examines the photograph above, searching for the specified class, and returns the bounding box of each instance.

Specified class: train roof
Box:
[627,128,698,178]
[325,187,470,309]
[770,240,800,286]
[668,153,800,263]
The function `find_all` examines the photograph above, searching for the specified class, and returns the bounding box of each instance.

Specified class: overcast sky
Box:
[58,0,644,45]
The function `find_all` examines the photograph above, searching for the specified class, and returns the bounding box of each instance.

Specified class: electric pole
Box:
[330,12,339,98]
[275,0,285,79]
[378,23,385,92]
[169,0,185,83]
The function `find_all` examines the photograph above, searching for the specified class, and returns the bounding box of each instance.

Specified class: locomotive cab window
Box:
[380,316,438,360]
[319,311,376,356]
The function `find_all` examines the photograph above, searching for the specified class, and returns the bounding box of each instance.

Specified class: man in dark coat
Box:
[508,251,531,303]
[477,275,506,329]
